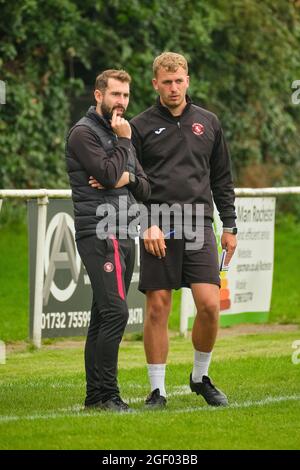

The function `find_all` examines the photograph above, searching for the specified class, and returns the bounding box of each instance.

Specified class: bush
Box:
[0,0,300,210]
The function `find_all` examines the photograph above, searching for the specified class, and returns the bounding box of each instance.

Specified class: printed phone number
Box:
[41,311,90,330]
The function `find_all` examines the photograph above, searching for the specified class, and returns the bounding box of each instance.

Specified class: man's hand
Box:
[89,171,130,190]
[115,171,129,188]
[89,176,104,189]
[221,232,237,265]
[143,225,166,258]
[111,109,131,139]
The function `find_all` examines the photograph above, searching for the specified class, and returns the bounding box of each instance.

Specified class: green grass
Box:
[0,223,29,341]
[269,215,300,323]
[0,331,299,449]
[0,214,300,341]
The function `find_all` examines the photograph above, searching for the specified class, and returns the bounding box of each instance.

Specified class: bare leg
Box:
[143,290,172,363]
[191,283,220,352]
[189,283,228,406]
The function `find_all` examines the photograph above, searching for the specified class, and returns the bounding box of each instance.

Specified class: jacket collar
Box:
[86,106,112,130]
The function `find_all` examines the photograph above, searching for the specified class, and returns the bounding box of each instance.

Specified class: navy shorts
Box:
[139,226,220,293]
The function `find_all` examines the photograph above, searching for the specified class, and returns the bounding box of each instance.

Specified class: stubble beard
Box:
[101,102,125,121]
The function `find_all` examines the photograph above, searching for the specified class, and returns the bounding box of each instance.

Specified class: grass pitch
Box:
[0,330,299,450]
[0,211,299,449]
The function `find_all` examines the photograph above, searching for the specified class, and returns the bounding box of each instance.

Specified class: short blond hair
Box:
[95,69,131,92]
[153,52,188,77]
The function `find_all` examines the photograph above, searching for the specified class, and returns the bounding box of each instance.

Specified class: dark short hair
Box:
[95,69,131,92]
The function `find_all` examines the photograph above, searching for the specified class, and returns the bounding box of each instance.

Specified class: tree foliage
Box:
[0,0,300,190]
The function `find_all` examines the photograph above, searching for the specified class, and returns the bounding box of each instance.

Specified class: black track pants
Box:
[76,235,135,405]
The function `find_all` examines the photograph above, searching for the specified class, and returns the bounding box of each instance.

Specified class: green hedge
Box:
[1,0,300,194]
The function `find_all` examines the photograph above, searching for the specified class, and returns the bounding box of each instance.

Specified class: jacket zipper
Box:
[177,120,184,138]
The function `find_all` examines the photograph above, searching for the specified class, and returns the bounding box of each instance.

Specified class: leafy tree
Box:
[0,0,86,188]
[0,0,299,194]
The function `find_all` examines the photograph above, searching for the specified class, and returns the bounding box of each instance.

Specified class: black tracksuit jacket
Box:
[130,96,236,228]
[66,106,151,239]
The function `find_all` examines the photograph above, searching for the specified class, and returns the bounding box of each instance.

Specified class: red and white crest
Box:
[103,262,114,272]
[192,123,205,136]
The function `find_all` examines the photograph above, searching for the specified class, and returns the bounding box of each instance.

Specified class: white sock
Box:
[147,364,166,397]
[192,350,212,383]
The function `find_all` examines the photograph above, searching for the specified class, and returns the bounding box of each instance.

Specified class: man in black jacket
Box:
[130,52,237,408]
[66,69,150,412]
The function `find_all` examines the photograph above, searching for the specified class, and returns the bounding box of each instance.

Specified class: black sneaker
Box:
[190,374,228,407]
[84,400,103,410]
[100,396,132,413]
[145,388,167,409]
[85,396,131,412]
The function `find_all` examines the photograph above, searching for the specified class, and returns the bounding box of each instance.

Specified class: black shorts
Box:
[139,226,220,293]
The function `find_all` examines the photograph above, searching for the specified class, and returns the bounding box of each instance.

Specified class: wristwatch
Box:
[223,227,238,235]
[129,172,136,185]
[128,172,138,189]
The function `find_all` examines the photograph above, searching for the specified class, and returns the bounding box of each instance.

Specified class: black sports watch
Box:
[128,172,138,189]
[223,227,238,235]
[129,172,136,185]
